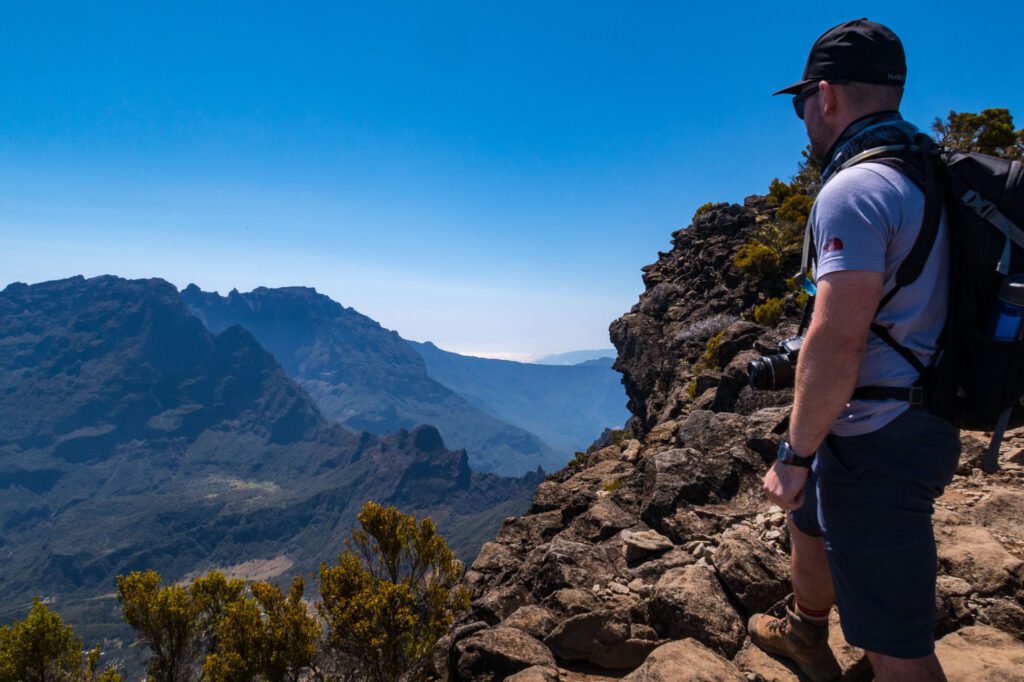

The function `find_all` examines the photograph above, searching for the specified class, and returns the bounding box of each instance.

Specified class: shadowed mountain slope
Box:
[0,275,541,638]
[180,284,562,476]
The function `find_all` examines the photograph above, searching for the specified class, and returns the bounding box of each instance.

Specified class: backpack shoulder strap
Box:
[839,138,944,311]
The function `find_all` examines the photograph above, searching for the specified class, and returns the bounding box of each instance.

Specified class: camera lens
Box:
[747,353,797,390]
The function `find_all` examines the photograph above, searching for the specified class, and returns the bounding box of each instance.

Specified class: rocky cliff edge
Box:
[433,198,1024,681]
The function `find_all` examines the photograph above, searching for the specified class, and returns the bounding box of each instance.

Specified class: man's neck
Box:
[821,110,903,168]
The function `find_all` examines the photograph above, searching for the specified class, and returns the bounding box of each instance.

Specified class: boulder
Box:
[453,627,556,682]
[733,639,801,681]
[712,524,789,614]
[620,638,746,681]
[572,498,637,541]
[543,588,599,617]
[621,528,674,563]
[495,511,565,549]
[627,546,696,582]
[471,584,532,625]
[472,542,516,574]
[504,605,558,640]
[433,621,489,682]
[935,624,1024,681]
[937,525,1023,596]
[647,564,746,657]
[533,536,616,599]
[936,575,975,635]
[980,598,1024,641]
[544,608,659,670]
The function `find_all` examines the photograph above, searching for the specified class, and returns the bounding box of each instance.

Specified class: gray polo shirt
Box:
[810,161,949,436]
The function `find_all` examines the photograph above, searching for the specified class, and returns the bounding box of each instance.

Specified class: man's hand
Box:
[762,461,810,510]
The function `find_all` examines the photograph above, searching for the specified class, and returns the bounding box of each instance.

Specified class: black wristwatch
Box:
[777,439,815,468]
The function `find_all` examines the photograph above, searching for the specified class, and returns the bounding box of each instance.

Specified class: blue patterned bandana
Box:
[821,112,920,184]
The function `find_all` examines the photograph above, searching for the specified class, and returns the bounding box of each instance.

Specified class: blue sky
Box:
[2,2,1022,360]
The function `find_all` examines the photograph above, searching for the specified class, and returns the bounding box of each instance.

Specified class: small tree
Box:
[318,502,470,682]
[116,570,245,682]
[0,598,121,682]
[933,108,1023,160]
[203,577,321,682]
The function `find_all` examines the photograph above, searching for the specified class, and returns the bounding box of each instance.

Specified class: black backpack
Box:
[817,134,1024,466]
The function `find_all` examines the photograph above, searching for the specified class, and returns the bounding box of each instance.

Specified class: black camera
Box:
[747,336,803,390]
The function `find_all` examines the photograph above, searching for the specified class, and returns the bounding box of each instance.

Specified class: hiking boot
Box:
[747,595,842,682]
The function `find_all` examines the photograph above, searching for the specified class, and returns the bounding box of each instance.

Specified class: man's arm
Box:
[762,269,884,509]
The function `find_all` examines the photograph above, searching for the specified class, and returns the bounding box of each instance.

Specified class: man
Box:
[747,19,961,682]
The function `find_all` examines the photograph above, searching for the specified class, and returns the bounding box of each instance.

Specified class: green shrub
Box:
[777,194,815,224]
[753,298,785,326]
[768,178,794,204]
[702,330,726,369]
[602,478,625,493]
[685,379,698,399]
[693,202,716,220]
[733,241,782,277]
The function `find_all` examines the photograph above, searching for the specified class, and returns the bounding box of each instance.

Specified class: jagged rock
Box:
[733,639,801,681]
[530,481,570,513]
[504,666,560,682]
[937,525,1023,596]
[627,546,696,582]
[675,409,748,455]
[472,584,532,625]
[620,638,747,681]
[936,575,975,635]
[496,511,566,549]
[543,588,599,616]
[934,624,1024,680]
[472,542,516,574]
[621,529,674,563]
[980,598,1024,641]
[973,488,1024,539]
[712,525,789,614]
[434,621,489,682]
[648,564,746,657]
[504,605,558,640]
[571,498,637,541]
[544,608,658,670]
[533,536,617,599]
[452,627,556,682]
[641,446,741,527]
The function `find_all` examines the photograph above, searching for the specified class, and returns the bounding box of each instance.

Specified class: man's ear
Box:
[818,80,839,116]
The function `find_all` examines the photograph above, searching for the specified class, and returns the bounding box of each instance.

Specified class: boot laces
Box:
[766,615,792,635]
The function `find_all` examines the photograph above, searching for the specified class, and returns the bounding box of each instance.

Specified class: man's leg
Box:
[789,513,834,614]
[748,468,843,682]
[866,651,947,682]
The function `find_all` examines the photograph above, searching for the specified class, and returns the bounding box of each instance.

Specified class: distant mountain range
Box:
[533,348,617,365]
[0,276,541,642]
[183,285,629,472]
[408,341,628,455]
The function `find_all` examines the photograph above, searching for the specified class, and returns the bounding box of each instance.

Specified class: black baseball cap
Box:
[774,18,906,96]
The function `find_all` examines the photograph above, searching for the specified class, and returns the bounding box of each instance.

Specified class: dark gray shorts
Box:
[789,406,960,658]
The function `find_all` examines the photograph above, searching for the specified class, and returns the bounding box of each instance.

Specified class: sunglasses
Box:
[792,80,848,119]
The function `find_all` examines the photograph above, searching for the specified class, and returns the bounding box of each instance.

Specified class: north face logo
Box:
[823,237,845,253]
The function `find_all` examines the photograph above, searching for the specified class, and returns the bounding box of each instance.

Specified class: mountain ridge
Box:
[181,283,564,475]
[0,275,542,648]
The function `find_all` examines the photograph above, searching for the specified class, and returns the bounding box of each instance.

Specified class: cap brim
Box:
[773,78,814,96]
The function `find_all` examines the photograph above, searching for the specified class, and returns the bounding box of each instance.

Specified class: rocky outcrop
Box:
[436,200,1024,680]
